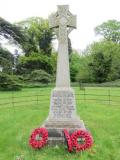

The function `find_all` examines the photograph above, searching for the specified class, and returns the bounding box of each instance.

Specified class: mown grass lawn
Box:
[0,87,120,160]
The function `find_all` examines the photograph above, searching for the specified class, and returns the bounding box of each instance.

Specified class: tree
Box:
[75,54,92,83]
[0,47,13,62]
[89,51,112,83]
[0,47,14,73]
[16,52,53,75]
[95,20,120,44]
[70,51,92,82]
[76,68,90,83]
[16,17,53,56]
[70,51,81,82]
[0,17,26,46]
[89,40,120,81]
[86,41,120,83]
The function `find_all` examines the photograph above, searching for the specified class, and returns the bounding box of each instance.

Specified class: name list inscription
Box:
[51,91,75,119]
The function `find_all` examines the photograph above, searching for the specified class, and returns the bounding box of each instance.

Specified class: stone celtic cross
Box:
[49,5,76,87]
[43,5,85,144]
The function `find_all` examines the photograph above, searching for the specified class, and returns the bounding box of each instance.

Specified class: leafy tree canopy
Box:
[0,47,13,63]
[95,20,120,43]
[89,51,112,83]
[16,52,53,75]
[0,47,14,74]
[87,40,120,82]
[16,17,53,56]
[0,17,26,45]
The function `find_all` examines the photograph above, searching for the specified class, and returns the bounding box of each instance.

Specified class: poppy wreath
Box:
[29,127,48,149]
[71,130,93,152]
[63,129,73,152]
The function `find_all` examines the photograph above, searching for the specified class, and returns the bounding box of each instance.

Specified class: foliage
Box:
[0,17,26,45]
[76,39,120,83]
[16,17,53,56]
[0,47,13,62]
[95,19,120,43]
[89,51,112,83]
[74,54,92,83]
[69,51,90,82]
[87,40,120,82]
[0,73,22,91]
[0,57,12,74]
[1,17,120,84]
[89,79,120,87]
[17,52,53,74]
[70,52,81,82]
[0,47,14,73]
[50,52,57,76]
[29,69,52,84]
[76,67,91,83]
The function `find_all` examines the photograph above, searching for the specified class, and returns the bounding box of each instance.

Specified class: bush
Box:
[17,53,53,74]
[29,69,52,84]
[0,73,22,91]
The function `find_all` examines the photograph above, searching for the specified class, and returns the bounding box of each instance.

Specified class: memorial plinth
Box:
[43,5,86,144]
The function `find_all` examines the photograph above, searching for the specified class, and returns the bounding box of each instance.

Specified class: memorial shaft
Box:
[56,25,70,87]
[49,5,76,88]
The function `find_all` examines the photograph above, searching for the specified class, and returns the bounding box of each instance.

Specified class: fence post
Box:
[11,90,16,115]
[36,91,39,105]
[12,90,15,108]
[108,89,111,105]
[84,88,86,103]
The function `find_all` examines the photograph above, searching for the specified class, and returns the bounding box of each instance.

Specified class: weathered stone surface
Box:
[49,88,76,119]
[49,5,76,88]
[42,5,86,144]
[43,88,86,144]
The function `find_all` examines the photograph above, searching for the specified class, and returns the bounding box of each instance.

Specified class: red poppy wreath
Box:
[71,130,93,152]
[29,127,48,149]
[63,129,73,152]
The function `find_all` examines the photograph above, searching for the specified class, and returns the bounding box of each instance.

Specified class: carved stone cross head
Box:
[49,5,76,36]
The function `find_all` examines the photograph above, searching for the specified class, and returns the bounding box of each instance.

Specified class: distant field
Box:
[0,87,120,160]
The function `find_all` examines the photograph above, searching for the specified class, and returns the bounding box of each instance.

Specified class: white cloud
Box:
[0,0,120,51]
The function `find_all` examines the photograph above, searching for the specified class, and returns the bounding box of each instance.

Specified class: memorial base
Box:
[42,87,86,144]
[43,119,86,145]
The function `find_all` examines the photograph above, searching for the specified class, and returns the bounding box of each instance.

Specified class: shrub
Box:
[0,73,22,91]
[17,53,53,74]
[29,69,52,84]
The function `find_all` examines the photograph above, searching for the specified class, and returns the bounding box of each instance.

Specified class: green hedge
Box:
[0,73,22,91]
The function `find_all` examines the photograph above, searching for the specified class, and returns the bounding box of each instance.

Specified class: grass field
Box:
[0,87,120,160]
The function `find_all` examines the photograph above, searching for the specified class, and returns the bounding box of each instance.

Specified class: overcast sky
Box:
[0,0,120,52]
